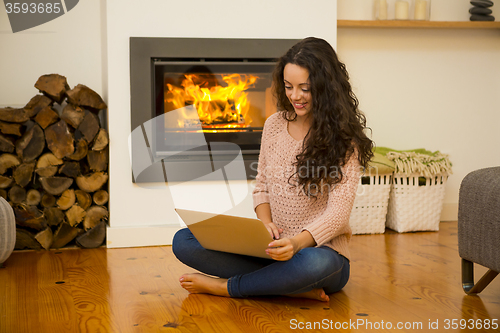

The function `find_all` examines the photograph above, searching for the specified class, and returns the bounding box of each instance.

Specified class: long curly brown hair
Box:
[273,37,373,196]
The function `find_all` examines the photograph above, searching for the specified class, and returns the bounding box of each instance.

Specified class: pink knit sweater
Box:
[252,112,361,260]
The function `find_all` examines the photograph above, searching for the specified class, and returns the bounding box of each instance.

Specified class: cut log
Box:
[0,133,15,153]
[35,227,53,250]
[75,190,92,210]
[36,153,63,177]
[76,220,106,249]
[65,204,86,227]
[45,120,75,159]
[34,106,59,129]
[41,193,56,207]
[34,74,70,103]
[15,124,45,162]
[13,162,35,187]
[0,153,21,174]
[36,166,58,177]
[0,121,23,136]
[14,204,47,230]
[67,138,88,161]
[76,172,108,192]
[61,104,85,129]
[0,189,7,199]
[83,205,108,230]
[59,161,80,178]
[8,185,26,204]
[26,189,41,206]
[52,222,82,249]
[37,152,63,168]
[39,176,73,195]
[0,176,13,189]
[56,189,75,210]
[93,190,109,206]
[0,107,30,123]
[24,94,53,118]
[66,84,107,110]
[15,228,42,250]
[91,128,109,151]
[87,149,108,172]
[44,207,65,226]
[77,112,100,143]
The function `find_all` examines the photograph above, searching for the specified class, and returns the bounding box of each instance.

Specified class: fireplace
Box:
[130,38,299,183]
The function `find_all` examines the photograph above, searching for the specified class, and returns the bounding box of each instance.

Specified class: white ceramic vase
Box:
[0,197,16,268]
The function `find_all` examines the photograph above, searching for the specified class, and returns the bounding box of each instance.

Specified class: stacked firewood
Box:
[0,74,109,250]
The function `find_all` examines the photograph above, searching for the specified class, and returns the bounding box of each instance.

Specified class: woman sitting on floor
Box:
[172,37,374,302]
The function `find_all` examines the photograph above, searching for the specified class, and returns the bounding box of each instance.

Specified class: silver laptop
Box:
[175,208,273,259]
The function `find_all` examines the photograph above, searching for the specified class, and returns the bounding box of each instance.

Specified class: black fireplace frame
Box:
[130,37,299,183]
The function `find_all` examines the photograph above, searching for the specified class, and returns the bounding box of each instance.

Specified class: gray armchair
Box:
[458,167,500,294]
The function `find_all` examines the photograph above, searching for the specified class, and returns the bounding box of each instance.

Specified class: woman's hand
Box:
[266,231,316,261]
[266,238,298,261]
[256,204,282,239]
[263,221,283,240]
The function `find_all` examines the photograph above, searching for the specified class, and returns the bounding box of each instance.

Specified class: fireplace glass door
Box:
[148,59,277,181]
[153,59,277,159]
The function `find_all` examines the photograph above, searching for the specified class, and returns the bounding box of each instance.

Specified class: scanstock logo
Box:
[3,0,79,33]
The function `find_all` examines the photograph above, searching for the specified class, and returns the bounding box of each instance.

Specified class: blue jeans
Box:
[172,228,350,298]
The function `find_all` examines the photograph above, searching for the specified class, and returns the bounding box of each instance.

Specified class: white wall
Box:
[0,0,106,106]
[337,0,500,220]
[105,0,338,247]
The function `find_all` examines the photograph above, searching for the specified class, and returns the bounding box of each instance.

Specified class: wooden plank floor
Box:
[1,221,499,333]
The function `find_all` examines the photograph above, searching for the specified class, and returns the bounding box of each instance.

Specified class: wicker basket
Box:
[349,174,392,235]
[386,173,448,233]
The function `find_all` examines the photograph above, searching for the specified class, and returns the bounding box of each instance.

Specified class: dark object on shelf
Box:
[469,6,493,14]
[470,0,494,7]
[470,0,495,21]
[470,14,495,21]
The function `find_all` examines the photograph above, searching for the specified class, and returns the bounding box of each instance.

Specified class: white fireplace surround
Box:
[105,0,338,248]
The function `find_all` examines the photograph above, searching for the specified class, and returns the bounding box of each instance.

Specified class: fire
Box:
[165,73,258,128]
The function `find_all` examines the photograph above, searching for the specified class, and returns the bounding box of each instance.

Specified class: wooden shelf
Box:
[338,19,500,29]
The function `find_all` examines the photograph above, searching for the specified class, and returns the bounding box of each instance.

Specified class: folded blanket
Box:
[375,147,452,177]
[367,151,395,175]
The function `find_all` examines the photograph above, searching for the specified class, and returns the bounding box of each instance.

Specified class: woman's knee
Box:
[295,247,344,278]
[172,228,193,259]
[324,259,350,294]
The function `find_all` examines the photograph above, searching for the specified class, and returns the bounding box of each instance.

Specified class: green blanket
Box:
[375,147,452,177]
[367,151,396,175]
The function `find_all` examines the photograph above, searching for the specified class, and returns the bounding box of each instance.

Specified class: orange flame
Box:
[165,74,258,127]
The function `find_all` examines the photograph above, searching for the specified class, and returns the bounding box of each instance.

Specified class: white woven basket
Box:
[386,173,448,233]
[349,174,392,235]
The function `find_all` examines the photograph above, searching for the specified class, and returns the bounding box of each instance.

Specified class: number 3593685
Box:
[444,319,498,330]
[5,3,62,14]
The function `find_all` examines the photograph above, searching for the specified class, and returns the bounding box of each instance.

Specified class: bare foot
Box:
[286,288,330,302]
[179,273,230,297]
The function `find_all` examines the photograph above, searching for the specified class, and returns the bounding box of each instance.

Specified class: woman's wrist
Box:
[291,230,316,253]
[255,203,272,224]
